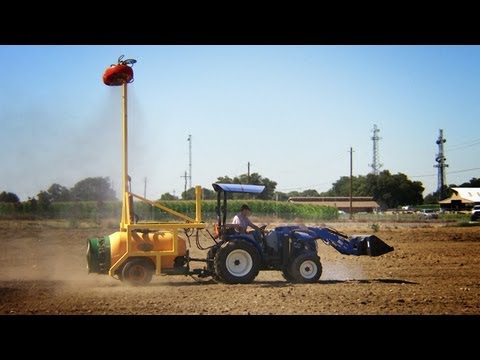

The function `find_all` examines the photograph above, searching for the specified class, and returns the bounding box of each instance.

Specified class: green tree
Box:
[287,191,301,197]
[0,191,20,203]
[365,171,424,209]
[282,189,320,199]
[202,188,216,200]
[160,192,178,200]
[301,189,320,197]
[321,175,369,197]
[276,192,290,201]
[459,177,480,187]
[216,176,234,184]
[424,192,438,204]
[181,187,216,200]
[424,184,454,203]
[70,177,117,201]
[215,173,277,200]
[320,171,424,209]
[47,183,71,202]
[24,197,38,213]
[37,190,52,211]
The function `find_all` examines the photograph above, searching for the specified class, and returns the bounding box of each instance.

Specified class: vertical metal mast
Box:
[188,134,192,190]
[369,124,383,175]
[434,129,448,200]
[120,82,129,228]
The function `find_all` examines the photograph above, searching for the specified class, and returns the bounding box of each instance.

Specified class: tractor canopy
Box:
[212,183,266,235]
[212,183,265,194]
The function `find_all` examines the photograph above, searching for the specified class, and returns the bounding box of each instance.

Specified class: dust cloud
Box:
[0,87,150,201]
[321,261,365,281]
[0,221,101,285]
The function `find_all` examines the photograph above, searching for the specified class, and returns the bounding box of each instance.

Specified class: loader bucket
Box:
[350,235,394,256]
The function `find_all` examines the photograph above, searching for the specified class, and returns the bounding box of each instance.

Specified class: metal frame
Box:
[108,81,206,278]
[213,183,265,240]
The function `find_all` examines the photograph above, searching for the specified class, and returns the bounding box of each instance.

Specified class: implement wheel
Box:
[121,258,154,286]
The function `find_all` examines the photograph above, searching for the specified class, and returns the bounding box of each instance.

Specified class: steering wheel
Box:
[258,224,268,235]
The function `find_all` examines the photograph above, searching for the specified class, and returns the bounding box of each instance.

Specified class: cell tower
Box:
[434,129,448,200]
[369,124,383,175]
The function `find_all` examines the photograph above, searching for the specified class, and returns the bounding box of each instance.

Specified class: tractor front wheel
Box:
[289,253,322,283]
[120,258,154,286]
[214,240,260,284]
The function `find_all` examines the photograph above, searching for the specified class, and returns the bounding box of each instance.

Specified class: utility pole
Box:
[181,171,188,199]
[246,162,251,199]
[143,177,147,198]
[275,192,279,217]
[187,134,192,190]
[434,129,448,200]
[349,147,353,220]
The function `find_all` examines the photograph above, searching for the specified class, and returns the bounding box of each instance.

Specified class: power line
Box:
[447,136,480,147]
[447,139,480,152]
[409,173,437,178]
[410,167,480,178]
[448,167,480,175]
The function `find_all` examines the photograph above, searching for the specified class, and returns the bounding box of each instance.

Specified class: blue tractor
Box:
[204,183,394,284]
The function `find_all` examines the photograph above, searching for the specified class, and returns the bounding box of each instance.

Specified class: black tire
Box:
[214,240,260,284]
[206,247,221,282]
[120,258,154,286]
[206,247,217,272]
[289,253,322,283]
[281,268,294,282]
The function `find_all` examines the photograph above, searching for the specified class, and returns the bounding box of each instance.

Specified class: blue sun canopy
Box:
[212,183,265,194]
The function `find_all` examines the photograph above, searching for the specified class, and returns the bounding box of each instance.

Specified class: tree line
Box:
[0,177,116,212]
[167,171,480,209]
[2,173,480,211]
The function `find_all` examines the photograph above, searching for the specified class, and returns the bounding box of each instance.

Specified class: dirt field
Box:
[0,220,479,315]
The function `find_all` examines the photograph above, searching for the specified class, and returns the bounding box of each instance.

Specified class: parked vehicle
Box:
[419,209,438,219]
[471,205,480,215]
[470,205,480,221]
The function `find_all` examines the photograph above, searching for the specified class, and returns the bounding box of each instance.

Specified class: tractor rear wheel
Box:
[281,267,294,282]
[289,253,322,283]
[120,258,154,286]
[214,240,260,284]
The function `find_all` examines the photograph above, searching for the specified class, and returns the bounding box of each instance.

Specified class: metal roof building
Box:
[439,187,480,211]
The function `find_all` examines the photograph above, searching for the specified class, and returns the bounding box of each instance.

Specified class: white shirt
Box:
[232,212,255,233]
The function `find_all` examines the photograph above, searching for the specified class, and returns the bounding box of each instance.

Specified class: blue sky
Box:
[1,45,479,201]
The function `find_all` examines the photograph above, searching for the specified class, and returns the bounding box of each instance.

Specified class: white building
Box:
[439,187,480,211]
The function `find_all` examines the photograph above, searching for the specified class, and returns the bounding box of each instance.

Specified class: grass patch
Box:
[455,221,480,227]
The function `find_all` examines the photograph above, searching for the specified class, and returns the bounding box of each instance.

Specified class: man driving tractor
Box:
[231,204,265,241]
